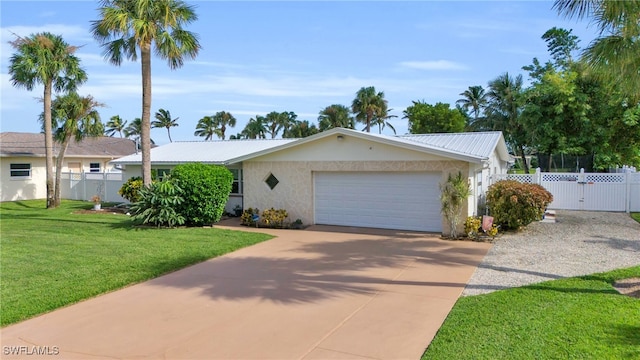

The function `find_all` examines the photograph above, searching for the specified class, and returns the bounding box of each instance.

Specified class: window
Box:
[265,173,279,190]
[10,163,31,178]
[154,169,171,181]
[89,163,100,172]
[230,169,242,194]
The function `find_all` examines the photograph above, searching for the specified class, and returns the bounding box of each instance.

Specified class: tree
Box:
[440,172,472,239]
[194,115,216,141]
[352,86,387,133]
[152,108,179,143]
[241,115,267,139]
[283,120,319,138]
[554,0,640,100]
[456,85,487,128]
[404,101,466,134]
[485,73,529,173]
[46,92,104,206]
[318,104,354,131]
[211,111,236,140]
[265,111,297,139]
[105,115,127,137]
[124,117,154,146]
[92,0,201,186]
[8,32,87,208]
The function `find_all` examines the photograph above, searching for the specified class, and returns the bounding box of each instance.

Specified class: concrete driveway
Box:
[1,223,491,359]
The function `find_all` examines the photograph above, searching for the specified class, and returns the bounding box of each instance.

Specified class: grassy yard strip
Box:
[632,213,640,223]
[0,200,273,327]
[423,266,640,360]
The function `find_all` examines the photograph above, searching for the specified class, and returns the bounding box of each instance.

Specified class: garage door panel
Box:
[314,172,442,232]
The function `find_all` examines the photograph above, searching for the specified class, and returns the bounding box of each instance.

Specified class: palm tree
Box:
[283,120,319,138]
[46,92,104,206]
[124,118,142,139]
[372,107,397,134]
[241,115,267,139]
[152,108,179,143]
[554,0,640,99]
[8,32,87,208]
[318,104,354,132]
[194,115,216,141]
[105,115,127,137]
[485,73,529,173]
[211,111,237,140]
[91,0,201,186]
[456,85,488,128]
[352,86,387,133]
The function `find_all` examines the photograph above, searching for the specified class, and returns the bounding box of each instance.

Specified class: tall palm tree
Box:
[211,111,237,140]
[283,120,319,138]
[91,0,201,186]
[456,85,488,127]
[241,115,267,139]
[105,115,127,137]
[352,86,387,133]
[46,92,104,206]
[372,107,397,134]
[318,104,354,132]
[194,115,216,141]
[554,0,640,99]
[486,73,529,173]
[8,32,87,208]
[152,108,179,143]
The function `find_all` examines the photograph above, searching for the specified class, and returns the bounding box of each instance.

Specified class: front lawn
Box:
[632,212,640,223]
[0,200,272,326]
[423,266,640,359]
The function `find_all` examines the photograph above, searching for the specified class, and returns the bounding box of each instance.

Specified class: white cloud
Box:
[398,60,468,71]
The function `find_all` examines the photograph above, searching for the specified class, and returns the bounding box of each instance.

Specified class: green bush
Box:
[170,163,233,226]
[119,176,144,203]
[130,180,185,228]
[486,180,553,230]
[240,208,259,226]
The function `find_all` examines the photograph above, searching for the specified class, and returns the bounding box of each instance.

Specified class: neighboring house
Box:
[112,128,511,234]
[1,132,137,202]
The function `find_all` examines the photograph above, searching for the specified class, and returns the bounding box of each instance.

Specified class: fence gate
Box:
[494,169,639,212]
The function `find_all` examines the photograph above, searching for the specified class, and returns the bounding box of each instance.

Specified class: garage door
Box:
[314,172,442,232]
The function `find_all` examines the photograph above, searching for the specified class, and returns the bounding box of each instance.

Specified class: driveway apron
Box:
[1,224,491,359]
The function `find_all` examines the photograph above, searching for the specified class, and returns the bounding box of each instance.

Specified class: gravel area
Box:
[463,210,640,296]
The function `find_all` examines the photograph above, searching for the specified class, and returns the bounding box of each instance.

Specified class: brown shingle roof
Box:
[0,132,138,158]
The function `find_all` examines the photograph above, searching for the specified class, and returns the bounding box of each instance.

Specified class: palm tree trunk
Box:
[53,135,71,207]
[167,128,172,143]
[140,43,152,186]
[43,81,55,208]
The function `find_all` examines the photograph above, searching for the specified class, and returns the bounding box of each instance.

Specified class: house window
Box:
[10,163,31,178]
[154,169,171,181]
[265,173,279,190]
[89,163,100,172]
[230,169,242,194]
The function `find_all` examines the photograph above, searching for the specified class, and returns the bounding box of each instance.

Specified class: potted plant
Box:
[233,205,243,217]
[91,195,102,211]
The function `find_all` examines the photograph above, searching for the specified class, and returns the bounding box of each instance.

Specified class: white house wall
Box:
[1,157,47,202]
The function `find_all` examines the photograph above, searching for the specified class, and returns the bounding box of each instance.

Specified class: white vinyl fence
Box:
[60,172,127,203]
[493,168,640,213]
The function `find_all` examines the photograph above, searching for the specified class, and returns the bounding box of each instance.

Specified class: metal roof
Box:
[0,132,137,158]
[111,139,297,165]
[398,132,505,159]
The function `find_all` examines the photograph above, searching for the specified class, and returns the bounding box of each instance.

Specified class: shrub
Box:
[240,208,259,226]
[464,216,482,239]
[486,180,553,230]
[170,163,233,226]
[440,172,472,238]
[261,208,288,228]
[119,176,144,203]
[130,180,185,228]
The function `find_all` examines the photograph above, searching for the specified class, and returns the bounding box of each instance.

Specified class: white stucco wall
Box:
[1,157,47,202]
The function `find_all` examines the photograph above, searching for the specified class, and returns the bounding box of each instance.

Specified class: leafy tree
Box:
[92,0,201,186]
[440,172,472,239]
[318,104,354,131]
[105,115,127,137]
[241,115,267,139]
[8,32,87,208]
[456,85,487,128]
[46,92,104,206]
[352,86,387,133]
[554,0,640,100]
[211,111,236,140]
[152,108,179,143]
[404,101,466,134]
[283,120,319,138]
[265,111,297,138]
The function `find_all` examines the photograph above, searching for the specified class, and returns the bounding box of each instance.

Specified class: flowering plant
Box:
[91,195,101,204]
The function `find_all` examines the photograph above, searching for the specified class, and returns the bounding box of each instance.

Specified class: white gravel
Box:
[462,210,640,296]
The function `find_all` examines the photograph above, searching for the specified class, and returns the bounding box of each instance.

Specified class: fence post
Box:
[625,172,631,213]
[535,168,542,184]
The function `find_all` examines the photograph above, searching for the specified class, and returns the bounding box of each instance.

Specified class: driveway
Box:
[1,223,491,359]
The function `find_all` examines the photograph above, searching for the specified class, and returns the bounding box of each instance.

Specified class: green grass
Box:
[0,200,272,326]
[632,213,640,223]
[423,266,640,360]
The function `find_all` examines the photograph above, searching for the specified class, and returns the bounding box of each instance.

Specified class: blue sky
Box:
[1,1,598,145]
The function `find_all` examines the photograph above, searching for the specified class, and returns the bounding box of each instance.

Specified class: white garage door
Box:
[314,172,442,232]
